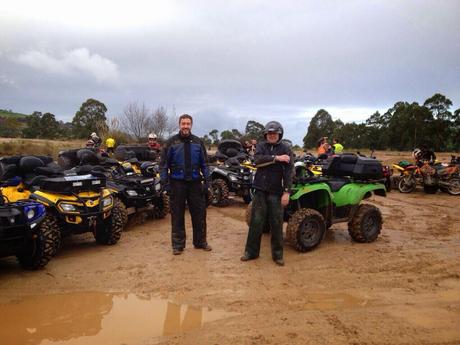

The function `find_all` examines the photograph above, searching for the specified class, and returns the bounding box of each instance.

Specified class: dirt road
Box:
[1,184,459,344]
[0,150,459,344]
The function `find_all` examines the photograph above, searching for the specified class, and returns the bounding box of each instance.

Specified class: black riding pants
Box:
[170,179,207,250]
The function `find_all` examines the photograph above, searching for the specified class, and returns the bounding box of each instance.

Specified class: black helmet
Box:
[263,121,283,141]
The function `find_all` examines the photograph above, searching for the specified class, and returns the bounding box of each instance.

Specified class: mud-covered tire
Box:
[211,178,229,207]
[348,204,382,243]
[245,202,270,233]
[17,215,60,270]
[153,192,170,219]
[398,175,416,193]
[286,208,326,252]
[446,177,460,195]
[95,198,124,245]
[423,185,438,194]
[115,197,129,225]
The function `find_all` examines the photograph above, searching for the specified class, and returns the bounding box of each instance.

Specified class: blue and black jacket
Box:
[160,132,210,185]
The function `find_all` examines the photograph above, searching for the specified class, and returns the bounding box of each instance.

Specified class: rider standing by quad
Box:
[241,121,293,266]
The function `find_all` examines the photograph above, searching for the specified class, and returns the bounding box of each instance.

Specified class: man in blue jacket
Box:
[160,114,212,255]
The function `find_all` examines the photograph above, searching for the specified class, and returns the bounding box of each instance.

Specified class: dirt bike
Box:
[433,162,460,195]
[247,153,386,251]
[394,161,432,193]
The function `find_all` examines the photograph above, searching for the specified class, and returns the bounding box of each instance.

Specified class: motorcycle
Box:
[394,160,460,195]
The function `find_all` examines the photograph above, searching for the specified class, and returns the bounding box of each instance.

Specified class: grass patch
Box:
[0,138,85,159]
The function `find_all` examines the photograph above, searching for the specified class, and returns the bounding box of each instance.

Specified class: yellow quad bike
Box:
[0,156,124,254]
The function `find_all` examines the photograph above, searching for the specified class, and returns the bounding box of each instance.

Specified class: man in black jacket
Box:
[160,114,212,255]
[241,121,293,266]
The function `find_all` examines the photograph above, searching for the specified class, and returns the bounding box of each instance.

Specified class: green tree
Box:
[220,130,234,140]
[231,129,242,139]
[303,109,335,149]
[0,117,22,137]
[244,120,265,140]
[40,113,60,139]
[72,99,108,138]
[209,129,219,144]
[201,134,212,146]
[22,111,43,138]
[423,93,453,121]
[423,93,454,150]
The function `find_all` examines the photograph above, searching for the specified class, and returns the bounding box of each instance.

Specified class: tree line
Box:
[1,92,458,151]
[303,93,459,151]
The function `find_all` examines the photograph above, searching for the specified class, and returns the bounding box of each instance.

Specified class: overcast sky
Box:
[1,0,459,144]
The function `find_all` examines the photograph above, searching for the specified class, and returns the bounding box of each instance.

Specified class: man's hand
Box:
[281,191,290,207]
[275,154,290,163]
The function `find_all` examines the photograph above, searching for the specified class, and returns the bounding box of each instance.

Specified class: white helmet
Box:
[148,133,157,139]
[91,132,97,137]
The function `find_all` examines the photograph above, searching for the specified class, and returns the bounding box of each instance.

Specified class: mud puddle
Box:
[0,292,236,345]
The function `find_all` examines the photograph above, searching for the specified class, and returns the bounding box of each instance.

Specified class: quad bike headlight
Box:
[26,209,35,220]
[102,195,113,207]
[60,203,77,212]
[24,204,45,221]
[126,189,138,197]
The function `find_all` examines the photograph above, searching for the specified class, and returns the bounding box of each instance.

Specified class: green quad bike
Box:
[247,154,387,251]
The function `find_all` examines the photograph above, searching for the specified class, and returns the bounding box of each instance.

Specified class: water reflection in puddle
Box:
[0,292,235,345]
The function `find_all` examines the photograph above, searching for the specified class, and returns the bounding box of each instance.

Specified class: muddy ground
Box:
[0,151,459,345]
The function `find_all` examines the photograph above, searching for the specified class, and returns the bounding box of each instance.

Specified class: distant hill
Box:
[0,109,29,119]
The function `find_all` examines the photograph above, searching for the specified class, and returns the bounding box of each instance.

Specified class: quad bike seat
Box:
[77,149,100,166]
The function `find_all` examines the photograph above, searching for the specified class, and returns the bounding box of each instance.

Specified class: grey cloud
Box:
[1,1,459,145]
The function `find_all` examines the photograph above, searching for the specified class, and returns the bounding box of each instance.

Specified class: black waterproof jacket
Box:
[252,140,293,195]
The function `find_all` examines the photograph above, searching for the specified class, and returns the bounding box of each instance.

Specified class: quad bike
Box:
[0,155,124,254]
[114,144,160,174]
[58,149,169,224]
[246,153,387,251]
[294,153,323,176]
[209,139,255,206]
[0,178,58,269]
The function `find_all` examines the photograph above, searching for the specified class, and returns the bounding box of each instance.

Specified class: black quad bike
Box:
[209,139,255,207]
[247,153,387,251]
[58,149,169,224]
[0,177,58,270]
[0,155,124,254]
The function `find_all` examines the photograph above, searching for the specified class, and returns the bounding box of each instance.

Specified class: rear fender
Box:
[333,183,386,207]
